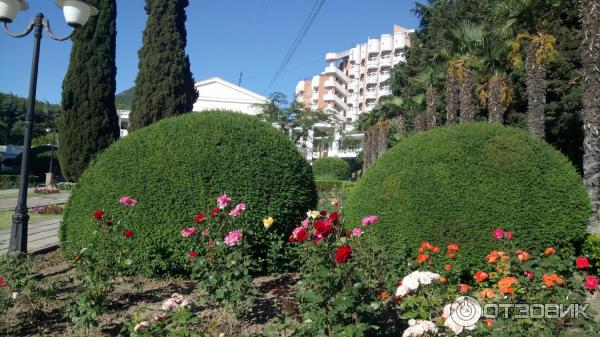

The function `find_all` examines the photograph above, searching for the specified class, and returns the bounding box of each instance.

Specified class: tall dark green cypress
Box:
[58,0,120,181]
[129,0,198,131]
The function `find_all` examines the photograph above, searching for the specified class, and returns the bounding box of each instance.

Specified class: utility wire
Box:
[268,0,326,87]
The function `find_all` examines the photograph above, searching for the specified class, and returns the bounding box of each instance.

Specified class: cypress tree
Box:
[58,0,120,181]
[129,0,198,131]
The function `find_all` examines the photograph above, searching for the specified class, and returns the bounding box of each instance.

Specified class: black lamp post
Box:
[1,0,98,255]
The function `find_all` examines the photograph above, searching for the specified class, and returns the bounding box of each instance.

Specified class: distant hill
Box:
[115,87,135,110]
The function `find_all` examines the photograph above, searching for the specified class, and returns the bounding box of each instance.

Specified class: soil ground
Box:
[2,249,298,337]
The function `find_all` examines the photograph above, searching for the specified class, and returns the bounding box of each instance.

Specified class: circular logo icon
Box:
[449,296,482,327]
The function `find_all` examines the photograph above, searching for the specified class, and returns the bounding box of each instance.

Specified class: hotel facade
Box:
[295,25,414,160]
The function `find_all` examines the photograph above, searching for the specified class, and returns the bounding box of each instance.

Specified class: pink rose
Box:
[585,275,598,291]
[361,215,379,226]
[119,196,138,207]
[229,203,246,217]
[134,321,150,332]
[217,194,232,209]
[351,228,363,237]
[224,230,243,246]
[153,312,166,321]
[180,227,197,237]
[493,228,504,239]
[301,218,310,228]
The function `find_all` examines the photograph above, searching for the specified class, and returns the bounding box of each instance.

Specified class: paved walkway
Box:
[0,188,71,211]
[0,188,70,254]
[0,218,61,254]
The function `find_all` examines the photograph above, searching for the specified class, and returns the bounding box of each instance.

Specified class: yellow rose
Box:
[263,217,274,229]
[310,211,320,219]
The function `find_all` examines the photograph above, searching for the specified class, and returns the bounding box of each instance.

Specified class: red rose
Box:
[314,219,333,237]
[585,275,598,291]
[320,210,327,217]
[504,231,513,240]
[0,275,6,287]
[123,229,134,238]
[328,211,340,223]
[458,284,471,293]
[210,207,219,217]
[474,271,489,282]
[576,257,591,269]
[194,213,205,223]
[444,264,452,271]
[92,209,104,220]
[189,251,198,258]
[523,270,534,281]
[335,244,353,264]
[289,227,309,243]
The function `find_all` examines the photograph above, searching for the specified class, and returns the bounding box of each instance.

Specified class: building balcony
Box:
[365,91,377,99]
[323,93,347,109]
[380,58,392,67]
[323,65,348,83]
[378,89,391,97]
[367,60,378,69]
[323,79,347,96]
[366,76,378,84]
[379,73,391,82]
[368,39,380,54]
[311,76,320,87]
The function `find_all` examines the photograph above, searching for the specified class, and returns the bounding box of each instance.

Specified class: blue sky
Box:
[0,0,419,104]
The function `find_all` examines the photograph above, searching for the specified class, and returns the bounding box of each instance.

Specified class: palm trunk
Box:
[526,42,547,138]
[487,75,507,123]
[394,114,406,135]
[376,122,389,158]
[459,69,476,124]
[446,73,459,125]
[578,0,600,232]
[362,126,378,171]
[426,86,437,130]
[414,111,425,132]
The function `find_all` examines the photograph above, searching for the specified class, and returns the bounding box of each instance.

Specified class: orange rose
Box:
[474,271,489,282]
[432,246,440,254]
[447,243,459,254]
[479,288,495,299]
[444,264,452,271]
[458,284,471,293]
[417,254,430,264]
[542,274,565,287]
[439,276,447,283]
[544,247,556,256]
[498,276,518,295]
[379,291,389,301]
[482,319,493,328]
[516,250,530,263]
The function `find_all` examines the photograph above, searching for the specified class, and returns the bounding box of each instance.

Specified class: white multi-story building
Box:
[295,25,414,160]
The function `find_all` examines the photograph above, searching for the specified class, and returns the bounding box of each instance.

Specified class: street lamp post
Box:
[1,0,98,255]
[45,127,56,186]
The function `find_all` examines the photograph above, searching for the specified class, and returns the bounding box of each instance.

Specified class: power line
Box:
[268,0,326,87]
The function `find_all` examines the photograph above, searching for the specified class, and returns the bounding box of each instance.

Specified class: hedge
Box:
[312,157,351,180]
[344,123,591,267]
[61,111,318,276]
[0,175,37,190]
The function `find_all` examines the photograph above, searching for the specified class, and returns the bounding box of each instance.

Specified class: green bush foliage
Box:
[583,234,600,272]
[312,157,351,180]
[344,123,591,267]
[61,111,317,276]
[0,175,37,189]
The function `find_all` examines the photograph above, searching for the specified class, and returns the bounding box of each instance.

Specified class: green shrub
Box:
[344,123,591,267]
[0,175,37,189]
[583,234,600,272]
[61,111,317,276]
[312,157,351,180]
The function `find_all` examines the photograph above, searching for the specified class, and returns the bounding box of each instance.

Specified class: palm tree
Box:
[577,0,600,232]
[440,21,485,124]
[476,33,512,123]
[494,0,561,138]
[414,66,444,130]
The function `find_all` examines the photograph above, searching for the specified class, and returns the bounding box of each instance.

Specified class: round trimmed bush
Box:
[344,123,590,267]
[61,111,317,276]
[313,157,351,180]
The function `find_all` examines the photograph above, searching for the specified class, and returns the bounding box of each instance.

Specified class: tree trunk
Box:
[376,122,389,158]
[487,75,507,123]
[578,0,600,232]
[526,42,547,138]
[362,126,378,171]
[459,69,476,124]
[414,111,425,132]
[446,73,459,125]
[426,86,437,130]
[393,114,406,135]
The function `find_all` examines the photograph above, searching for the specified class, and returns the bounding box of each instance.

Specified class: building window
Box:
[368,55,377,62]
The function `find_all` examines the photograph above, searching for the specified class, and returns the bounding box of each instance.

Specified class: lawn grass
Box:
[0,210,62,228]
